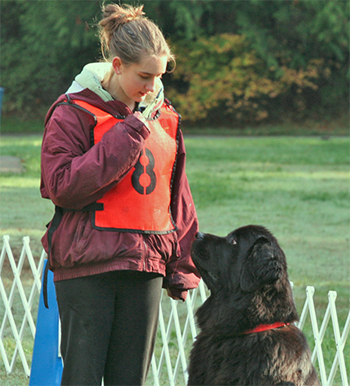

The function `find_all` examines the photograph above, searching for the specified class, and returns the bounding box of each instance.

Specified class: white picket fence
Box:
[1,235,349,386]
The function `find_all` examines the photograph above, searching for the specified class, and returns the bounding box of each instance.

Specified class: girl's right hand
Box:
[133,111,150,131]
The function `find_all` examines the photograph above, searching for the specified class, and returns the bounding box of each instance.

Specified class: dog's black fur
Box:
[188,225,320,386]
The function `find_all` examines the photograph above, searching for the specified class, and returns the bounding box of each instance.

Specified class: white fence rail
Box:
[1,235,349,386]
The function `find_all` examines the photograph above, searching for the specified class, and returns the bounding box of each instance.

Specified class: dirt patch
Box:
[0,156,24,173]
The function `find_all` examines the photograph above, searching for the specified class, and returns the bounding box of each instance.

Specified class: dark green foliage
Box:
[1,0,100,116]
[1,0,348,125]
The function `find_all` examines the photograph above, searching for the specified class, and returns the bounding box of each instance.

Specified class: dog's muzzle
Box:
[195,232,205,240]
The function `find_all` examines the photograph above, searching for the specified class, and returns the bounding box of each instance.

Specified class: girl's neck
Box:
[101,70,135,111]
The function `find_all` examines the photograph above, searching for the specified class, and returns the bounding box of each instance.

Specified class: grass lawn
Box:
[1,132,349,385]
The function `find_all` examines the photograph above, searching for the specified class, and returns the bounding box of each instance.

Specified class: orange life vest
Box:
[72,99,179,234]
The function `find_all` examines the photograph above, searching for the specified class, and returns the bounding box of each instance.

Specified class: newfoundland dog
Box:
[188,225,319,386]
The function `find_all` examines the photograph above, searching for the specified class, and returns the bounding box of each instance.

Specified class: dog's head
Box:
[191,225,287,294]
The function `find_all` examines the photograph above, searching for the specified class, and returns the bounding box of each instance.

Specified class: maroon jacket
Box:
[40,89,200,300]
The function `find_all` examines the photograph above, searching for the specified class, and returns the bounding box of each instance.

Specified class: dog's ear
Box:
[240,237,284,292]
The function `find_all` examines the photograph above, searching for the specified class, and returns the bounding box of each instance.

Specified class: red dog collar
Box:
[245,322,289,334]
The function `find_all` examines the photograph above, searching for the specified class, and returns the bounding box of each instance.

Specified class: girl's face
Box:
[113,54,167,109]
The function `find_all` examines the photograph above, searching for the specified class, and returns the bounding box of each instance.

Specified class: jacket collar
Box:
[73,62,114,102]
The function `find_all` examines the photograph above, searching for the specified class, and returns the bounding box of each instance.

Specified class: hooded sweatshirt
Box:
[40,63,200,300]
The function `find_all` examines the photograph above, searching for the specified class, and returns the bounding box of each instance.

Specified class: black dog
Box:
[188,225,320,386]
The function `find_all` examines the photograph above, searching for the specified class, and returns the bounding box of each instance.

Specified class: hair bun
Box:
[102,3,144,30]
[98,3,174,67]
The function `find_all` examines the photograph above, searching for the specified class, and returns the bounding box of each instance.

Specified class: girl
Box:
[40,3,200,385]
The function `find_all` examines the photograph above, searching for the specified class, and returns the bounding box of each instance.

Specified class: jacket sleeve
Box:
[164,130,201,301]
[40,102,150,209]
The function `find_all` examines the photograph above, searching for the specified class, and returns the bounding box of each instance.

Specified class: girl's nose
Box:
[145,79,156,93]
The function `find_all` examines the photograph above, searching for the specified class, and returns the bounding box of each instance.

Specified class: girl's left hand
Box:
[167,288,181,301]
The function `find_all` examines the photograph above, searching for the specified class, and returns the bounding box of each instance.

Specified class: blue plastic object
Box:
[29,260,63,385]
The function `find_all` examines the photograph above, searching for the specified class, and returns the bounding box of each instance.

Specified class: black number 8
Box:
[131,148,157,195]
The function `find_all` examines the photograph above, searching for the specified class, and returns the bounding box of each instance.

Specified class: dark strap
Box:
[43,206,64,308]
[43,203,103,308]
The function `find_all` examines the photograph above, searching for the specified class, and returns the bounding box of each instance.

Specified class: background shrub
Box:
[1,0,348,127]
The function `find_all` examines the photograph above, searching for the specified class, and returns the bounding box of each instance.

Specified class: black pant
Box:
[55,270,163,386]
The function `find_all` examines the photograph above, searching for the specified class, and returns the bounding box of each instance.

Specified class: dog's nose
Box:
[195,232,205,240]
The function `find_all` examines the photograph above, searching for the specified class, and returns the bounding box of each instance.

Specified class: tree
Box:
[1,0,348,124]
[216,0,349,117]
[167,34,325,123]
[1,0,100,116]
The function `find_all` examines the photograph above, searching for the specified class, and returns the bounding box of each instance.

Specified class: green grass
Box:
[1,117,46,135]
[1,133,349,385]
[1,112,349,136]
[0,135,54,257]
[185,136,350,305]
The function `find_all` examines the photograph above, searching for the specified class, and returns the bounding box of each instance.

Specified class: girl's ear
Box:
[112,56,123,74]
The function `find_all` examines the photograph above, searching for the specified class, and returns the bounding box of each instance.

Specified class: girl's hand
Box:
[137,78,164,120]
[133,111,150,131]
[167,288,182,301]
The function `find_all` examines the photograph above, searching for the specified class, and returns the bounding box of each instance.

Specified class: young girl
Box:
[40,3,200,385]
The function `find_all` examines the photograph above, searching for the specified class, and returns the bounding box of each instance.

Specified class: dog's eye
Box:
[231,239,237,245]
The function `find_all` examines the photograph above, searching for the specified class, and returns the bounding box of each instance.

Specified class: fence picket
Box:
[1,236,349,386]
[328,291,349,386]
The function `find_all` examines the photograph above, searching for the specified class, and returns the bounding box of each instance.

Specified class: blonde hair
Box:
[99,3,175,67]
